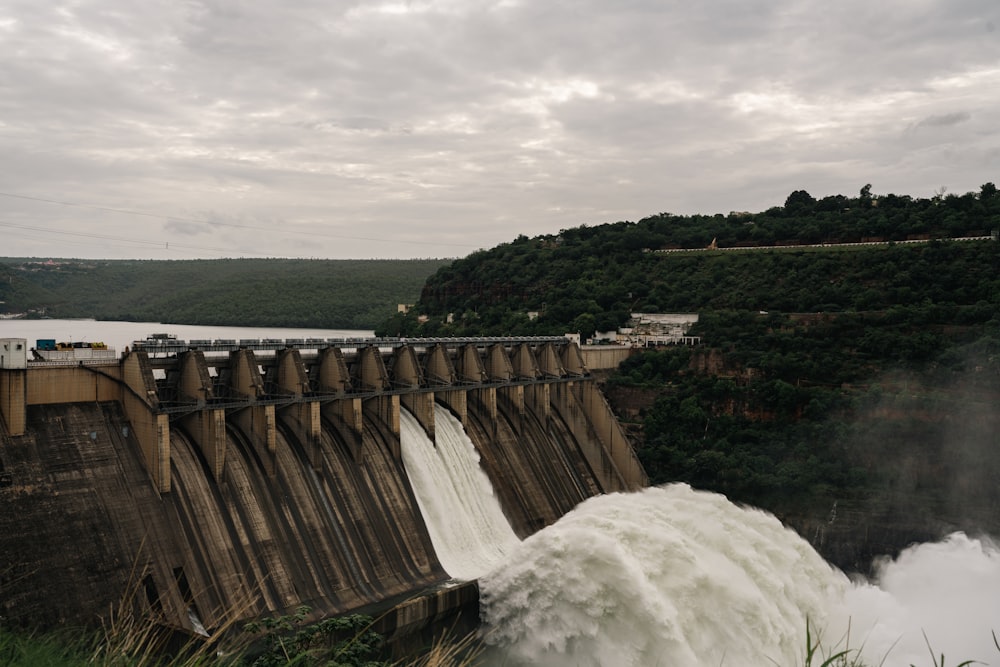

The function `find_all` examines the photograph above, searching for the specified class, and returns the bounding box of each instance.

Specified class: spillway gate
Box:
[1,336,645,494]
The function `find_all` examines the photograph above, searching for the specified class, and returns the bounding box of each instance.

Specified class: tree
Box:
[572,312,597,340]
[859,183,873,207]
[784,190,816,213]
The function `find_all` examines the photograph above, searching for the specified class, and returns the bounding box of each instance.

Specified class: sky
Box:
[1,0,998,260]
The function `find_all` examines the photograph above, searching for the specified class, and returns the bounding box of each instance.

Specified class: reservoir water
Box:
[0,318,372,352]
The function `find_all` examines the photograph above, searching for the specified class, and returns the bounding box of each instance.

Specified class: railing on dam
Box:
[4,334,647,498]
[17,336,599,420]
[132,335,571,356]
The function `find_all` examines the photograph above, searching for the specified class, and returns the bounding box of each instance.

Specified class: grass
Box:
[0,580,991,667]
[800,618,862,667]
[0,563,480,667]
[396,628,483,667]
[909,629,1000,667]
[0,624,481,667]
[0,549,481,667]
[0,628,89,666]
[4,621,998,667]
[797,619,1000,667]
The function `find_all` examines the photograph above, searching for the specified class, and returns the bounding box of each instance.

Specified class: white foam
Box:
[399,404,520,580]
[479,484,1000,666]
[836,532,1000,665]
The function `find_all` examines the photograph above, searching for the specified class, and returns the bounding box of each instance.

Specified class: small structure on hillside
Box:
[617,313,700,347]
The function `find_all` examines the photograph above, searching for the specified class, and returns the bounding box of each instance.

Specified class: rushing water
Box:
[838,531,1000,666]
[479,485,841,666]
[478,484,1000,667]
[393,402,999,665]
[399,404,520,580]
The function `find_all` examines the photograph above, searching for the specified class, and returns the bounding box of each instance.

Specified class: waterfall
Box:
[399,404,520,580]
[479,484,1000,667]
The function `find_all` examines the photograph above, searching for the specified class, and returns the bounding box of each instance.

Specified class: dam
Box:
[0,335,645,644]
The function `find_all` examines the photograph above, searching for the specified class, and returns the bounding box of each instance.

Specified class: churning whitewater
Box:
[478,484,1000,667]
[479,484,843,666]
[399,405,520,580]
[397,406,999,665]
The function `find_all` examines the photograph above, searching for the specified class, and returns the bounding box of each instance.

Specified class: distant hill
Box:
[0,258,449,329]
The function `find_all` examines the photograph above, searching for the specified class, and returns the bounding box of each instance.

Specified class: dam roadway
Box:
[0,335,645,649]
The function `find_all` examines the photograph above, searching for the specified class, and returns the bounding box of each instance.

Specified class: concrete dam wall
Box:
[0,337,645,640]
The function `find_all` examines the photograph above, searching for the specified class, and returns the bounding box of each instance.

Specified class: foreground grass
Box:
[800,620,1000,667]
[3,625,993,667]
[0,560,479,667]
[0,619,481,667]
[2,614,994,667]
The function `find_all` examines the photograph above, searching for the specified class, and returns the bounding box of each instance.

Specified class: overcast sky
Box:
[1,0,998,260]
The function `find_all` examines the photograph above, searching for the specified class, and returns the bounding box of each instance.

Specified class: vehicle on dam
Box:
[31,338,116,361]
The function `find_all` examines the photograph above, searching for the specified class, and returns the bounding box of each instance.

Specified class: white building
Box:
[0,339,27,369]
[618,313,700,347]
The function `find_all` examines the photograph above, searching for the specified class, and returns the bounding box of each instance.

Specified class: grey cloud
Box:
[1,0,999,259]
[915,112,973,129]
[162,219,214,236]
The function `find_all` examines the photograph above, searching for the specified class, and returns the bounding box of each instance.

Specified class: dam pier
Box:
[0,335,645,646]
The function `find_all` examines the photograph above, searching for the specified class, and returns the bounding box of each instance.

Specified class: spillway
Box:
[399,404,520,581]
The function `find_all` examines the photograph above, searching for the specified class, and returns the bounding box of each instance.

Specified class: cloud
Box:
[914,111,973,129]
[162,218,216,236]
[1,0,999,258]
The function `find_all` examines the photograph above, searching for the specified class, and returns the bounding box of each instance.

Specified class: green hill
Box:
[0,258,449,329]
[378,185,999,340]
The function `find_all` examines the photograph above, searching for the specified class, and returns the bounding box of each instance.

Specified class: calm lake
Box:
[0,319,372,354]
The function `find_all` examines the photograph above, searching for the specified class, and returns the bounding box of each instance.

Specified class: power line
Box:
[0,220,298,258]
[0,191,480,249]
[0,226,220,259]
[0,219,167,247]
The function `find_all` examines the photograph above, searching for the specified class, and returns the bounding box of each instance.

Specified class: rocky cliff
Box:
[601,349,1000,574]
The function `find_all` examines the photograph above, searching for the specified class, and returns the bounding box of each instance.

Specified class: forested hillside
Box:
[0,258,448,329]
[378,184,999,339]
[378,184,1000,571]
